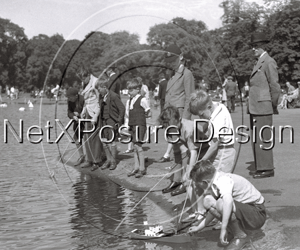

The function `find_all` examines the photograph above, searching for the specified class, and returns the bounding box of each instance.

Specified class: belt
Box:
[218,144,234,149]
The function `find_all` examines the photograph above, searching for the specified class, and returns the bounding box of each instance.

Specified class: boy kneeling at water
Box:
[159,106,209,197]
[188,160,266,250]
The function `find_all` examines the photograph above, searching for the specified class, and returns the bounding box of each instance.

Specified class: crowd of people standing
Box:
[65,31,286,250]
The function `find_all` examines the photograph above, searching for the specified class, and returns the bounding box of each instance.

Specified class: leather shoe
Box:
[171,184,186,196]
[81,161,92,168]
[127,169,139,177]
[91,163,99,171]
[109,162,117,170]
[162,181,181,193]
[101,160,111,170]
[158,156,170,163]
[249,170,257,176]
[253,170,274,179]
[74,155,85,166]
[224,236,250,250]
[135,170,146,178]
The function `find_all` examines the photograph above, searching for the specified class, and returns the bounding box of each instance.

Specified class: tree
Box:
[264,0,300,82]
[147,17,209,81]
[0,17,28,89]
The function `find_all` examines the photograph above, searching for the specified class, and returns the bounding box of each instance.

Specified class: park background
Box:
[0,0,299,95]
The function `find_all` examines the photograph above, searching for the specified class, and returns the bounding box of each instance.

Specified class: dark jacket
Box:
[99,90,125,125]
[225,80,238,97]
[158,78,168,101]
[164,66,195,119]
[108,73,121,96]
[67,94,85,119]
[249,52,281,115]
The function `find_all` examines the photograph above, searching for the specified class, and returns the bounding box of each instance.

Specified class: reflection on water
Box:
[1,103,203,249]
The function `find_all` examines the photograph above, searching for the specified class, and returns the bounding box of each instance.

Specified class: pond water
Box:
[0,101,205,250]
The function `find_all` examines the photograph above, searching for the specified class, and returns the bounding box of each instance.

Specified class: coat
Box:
[248,52,281,115]
[108,73,121,96]
[164,65,195,119]
[99,90,125,126]
[225,80,238,97]
[158,78,168,101]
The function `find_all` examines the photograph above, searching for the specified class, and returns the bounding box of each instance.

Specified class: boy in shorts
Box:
[125,78,151,178]
[188,160,266,250]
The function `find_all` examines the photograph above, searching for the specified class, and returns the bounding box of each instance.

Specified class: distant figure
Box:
[278,83,299,109]
[28,100,34,108]
[221,78,227,106]
[153,82,159,108]
[158,72,168,112]
[225,76,238,113]
[244,81,249,98]
[10,86,15,99]
[137,77,150,107]
[198,79,209,93]
[0,85,3,103]
[51,85,60,101]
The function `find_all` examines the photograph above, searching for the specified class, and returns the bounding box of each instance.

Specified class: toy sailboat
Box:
[129,222,194,243]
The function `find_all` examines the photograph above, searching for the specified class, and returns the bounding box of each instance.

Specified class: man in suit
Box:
[94,80,125,171]
[225,76,238,113]
[248,32,281,178]
[106,67,121,96]
[158,44,195,196]
[157,44,195,163]
[158,72,168,112]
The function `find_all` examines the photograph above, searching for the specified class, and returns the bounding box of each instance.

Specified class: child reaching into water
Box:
[125,78,151,178]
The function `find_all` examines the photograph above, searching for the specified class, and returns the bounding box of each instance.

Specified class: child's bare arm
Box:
[145,109,151,118]
[201,138,219,161]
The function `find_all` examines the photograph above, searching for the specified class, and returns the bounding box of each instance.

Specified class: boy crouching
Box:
[188,160,266,250]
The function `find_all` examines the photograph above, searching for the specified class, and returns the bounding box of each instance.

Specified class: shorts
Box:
[234,201,266,230]
[129,125,146,146]
[210,146,236,173]
[101,118,117,141]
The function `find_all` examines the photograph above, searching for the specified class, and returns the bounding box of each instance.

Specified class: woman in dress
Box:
[78,68,104,170]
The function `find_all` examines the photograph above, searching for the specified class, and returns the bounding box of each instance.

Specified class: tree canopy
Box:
[0,0,299,92]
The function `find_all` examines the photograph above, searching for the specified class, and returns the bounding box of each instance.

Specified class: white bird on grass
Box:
[28,100,34,108]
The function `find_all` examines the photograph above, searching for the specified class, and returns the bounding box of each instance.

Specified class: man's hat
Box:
[227,76,233,80]
[165,44,182,62]
[250,32,270,45]
[66,87,78,97]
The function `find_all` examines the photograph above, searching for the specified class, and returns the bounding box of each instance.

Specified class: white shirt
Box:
[211,171,264,205]
[259,51,267,58]
[124,94,150,126]
[209,102,235,146]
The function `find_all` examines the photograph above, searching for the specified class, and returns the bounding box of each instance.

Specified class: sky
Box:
[0,0,265,44]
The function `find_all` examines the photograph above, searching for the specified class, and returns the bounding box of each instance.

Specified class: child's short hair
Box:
[127,78,142,90]
[158,106,180,127]
[190,160,216,182]
[95,79,109,89]
[189,90,211,115]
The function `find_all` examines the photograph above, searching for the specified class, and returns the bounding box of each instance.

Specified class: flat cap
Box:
[66,87,78,97]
